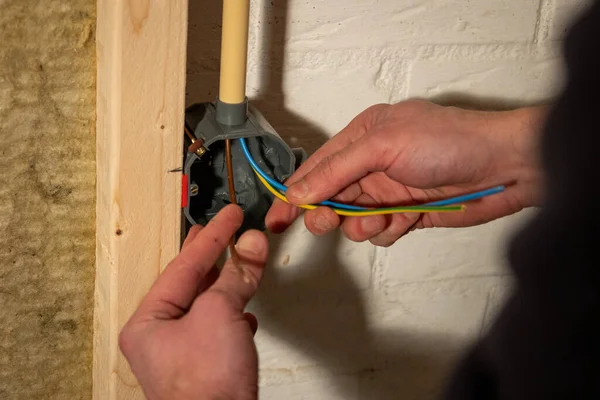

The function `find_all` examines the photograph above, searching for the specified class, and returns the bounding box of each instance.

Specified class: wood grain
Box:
[94,1,188,398]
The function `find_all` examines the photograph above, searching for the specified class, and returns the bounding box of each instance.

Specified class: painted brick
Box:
[481,277,515,334]
[248,224,376,374]
[409,54,562,105]
[249,276,504,380]
[260,376,359,400]
[263,0,541,50]
[357,354,459,400]
[261,220,374,292]
[250,297,375,374]
[384,211,534,284]
[246,49,408,149]
[375,278,505,351]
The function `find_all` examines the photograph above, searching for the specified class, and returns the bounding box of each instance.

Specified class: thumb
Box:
[206,230,269,311]
[286,136,390,205]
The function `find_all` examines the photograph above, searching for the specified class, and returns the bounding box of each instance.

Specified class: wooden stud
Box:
[94,1,188,398]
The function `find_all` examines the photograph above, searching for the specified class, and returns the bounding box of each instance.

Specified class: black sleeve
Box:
[443,2,600,399]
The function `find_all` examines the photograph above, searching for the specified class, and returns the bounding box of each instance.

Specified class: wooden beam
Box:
[94,1,188,398]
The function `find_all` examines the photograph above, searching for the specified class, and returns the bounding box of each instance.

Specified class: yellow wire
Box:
[253,170,464,216]
[254,172,317,210]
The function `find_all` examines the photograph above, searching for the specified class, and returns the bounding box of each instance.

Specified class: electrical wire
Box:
[423,186,505,206]
[239,137,505,216]
[225,139,247,281]
[239,137,365,211]
[225,139,238,205]
[253,169,464,215]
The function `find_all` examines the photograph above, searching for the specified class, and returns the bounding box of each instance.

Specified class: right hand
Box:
[266,100,545,247]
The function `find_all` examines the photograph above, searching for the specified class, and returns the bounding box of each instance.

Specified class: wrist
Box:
[482,106,548,207]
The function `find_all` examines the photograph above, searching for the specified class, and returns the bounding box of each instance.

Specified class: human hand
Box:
[119,205,268,400]
[267,100,545,247]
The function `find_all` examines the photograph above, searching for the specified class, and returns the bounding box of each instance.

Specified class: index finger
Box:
[265,106,382,232]
[286,134,391,205]
[131,205,244,321]
[264,127,361,232]
[286,104,382,185]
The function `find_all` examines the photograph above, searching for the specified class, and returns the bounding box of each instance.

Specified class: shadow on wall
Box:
[253,229,463,399]
[425,92,550,111]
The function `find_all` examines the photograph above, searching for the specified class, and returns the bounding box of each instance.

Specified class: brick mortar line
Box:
[533,0,556,46]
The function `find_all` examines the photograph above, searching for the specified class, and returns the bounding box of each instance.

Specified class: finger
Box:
[265,106,388,233]
[244,312,258,335]
[287,133,355,184]
[181,224,203,250]
[418,186,525,229]
[265,179,362,234]
[369,212,420,247]
[287,135,393,205]
[206,229,269,312]
[196,266,220,294]
[340,193,387,242]
[132,205,244,321]
[303,206,341,236]
[265,198,303,234]
[265,116,371,233]
[342,215,387,242]
[284,106,383,185]
[331,182,363,203]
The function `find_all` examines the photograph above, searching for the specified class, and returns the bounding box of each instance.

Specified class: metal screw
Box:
[195,147,207,157]
[190,183,199,196]
[185,125,207,158]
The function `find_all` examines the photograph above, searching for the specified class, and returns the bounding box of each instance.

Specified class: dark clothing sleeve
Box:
[443,2,600,399]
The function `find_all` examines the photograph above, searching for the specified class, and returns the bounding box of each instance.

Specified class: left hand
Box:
[119,205,268,400]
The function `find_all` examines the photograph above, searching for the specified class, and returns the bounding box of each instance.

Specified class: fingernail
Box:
[314,215,333,232]
[288,179,309,201]
[237,233,264,256]
[361,216,384,235]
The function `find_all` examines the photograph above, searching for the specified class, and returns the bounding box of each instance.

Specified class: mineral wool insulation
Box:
[0,1,96,398]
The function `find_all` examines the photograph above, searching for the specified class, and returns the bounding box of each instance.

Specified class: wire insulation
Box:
[253,166,465,215]
[239,137,505,215]
[424,186,505,206]
[239,138,365,210]
[225,139,238,205]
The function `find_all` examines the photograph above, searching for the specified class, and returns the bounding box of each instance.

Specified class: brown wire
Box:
[184,125,196,143]
[224,139,247,280]
[225,139,237,205]
[185,125,206,156]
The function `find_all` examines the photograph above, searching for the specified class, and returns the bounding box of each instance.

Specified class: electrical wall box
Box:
[182,102,306,236]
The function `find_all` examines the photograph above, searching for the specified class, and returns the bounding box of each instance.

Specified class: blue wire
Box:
[240,138,291,193]
[239,138,366,210]
[424,186,505,206]
[239,137,505,210]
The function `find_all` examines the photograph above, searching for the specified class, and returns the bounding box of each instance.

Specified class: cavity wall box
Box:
[183,102,306,235]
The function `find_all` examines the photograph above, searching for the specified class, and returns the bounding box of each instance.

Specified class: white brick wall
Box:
[187,1,587,398]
